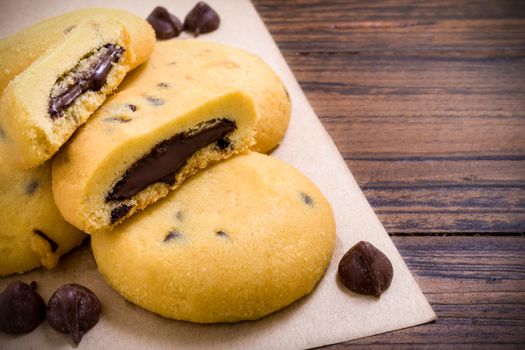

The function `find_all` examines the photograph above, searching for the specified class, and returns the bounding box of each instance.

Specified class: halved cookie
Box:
[52,87,256,233]
[121,39,291,153]
[0,11,155,169]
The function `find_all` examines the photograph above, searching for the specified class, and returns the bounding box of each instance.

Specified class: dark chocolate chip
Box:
[110,204,132,224]
[164,230,182,242]
[34,230,58,252]
[176,211,183,221]
[216,138,230,150]
[0,281,46,335]
[300,192,314,207]
[338,241,393,297]
[146,6,183,40]
[25,180,40,195]
[184,2,220,37]
[103,116,132,123]
[157,82,170,88]
[216,230,228,238]
[144,95,164,106]
[46,284,101,345]
[128,104,137,112]
[49,44,124,119]
[106,118,236,201]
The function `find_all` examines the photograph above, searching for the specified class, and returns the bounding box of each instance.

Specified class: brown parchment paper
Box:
[0,0,436,348]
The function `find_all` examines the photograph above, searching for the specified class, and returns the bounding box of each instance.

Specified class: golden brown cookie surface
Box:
[92,152,335,323]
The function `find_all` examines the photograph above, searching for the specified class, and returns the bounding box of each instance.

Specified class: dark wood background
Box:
[252,0,525,348]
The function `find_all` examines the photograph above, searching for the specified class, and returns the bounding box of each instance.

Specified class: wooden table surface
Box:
[252,0,525,348]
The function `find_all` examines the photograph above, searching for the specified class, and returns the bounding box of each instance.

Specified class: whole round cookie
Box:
[0,157,86,276]
[121,39,291,153]
[92,152,335,323]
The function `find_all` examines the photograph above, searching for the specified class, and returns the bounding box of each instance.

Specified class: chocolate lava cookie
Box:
[52,87,256,233]
[0,156,86,276]
[91,152,336,323]
[0,9,155,169]
[120,40,291,153]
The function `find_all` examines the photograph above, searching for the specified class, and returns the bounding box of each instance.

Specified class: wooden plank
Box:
[277,49,525,233]
[322,237,525,348]
[254,0,525,53]
[285,53,525,157]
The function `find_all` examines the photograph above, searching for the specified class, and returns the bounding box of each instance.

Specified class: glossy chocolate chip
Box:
[46,284,101,345]
[338,241,393,297]
[34,230,58,252]
[184,2,220,37]
[110,204,132,224]
[147,6,183,40]
[0,281,45,335]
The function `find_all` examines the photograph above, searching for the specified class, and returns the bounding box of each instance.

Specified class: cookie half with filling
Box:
[0,11,155,169]
[52,87,256,233]
[120,39,291,153]
[91,152,336,323]
[0,155,86,276]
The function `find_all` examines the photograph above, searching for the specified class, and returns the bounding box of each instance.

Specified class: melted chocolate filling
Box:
[106,118,236,201]
[49,44,124,119]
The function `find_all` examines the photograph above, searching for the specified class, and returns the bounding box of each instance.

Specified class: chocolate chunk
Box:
[164,230,182,242]
[300,192,314,207]
[128,104,137,112]
[144,95,164,106]
[216,137,230,150]
[49,44,124,119]
[46,284,101,345]
[0,281,46,335]
[147,6,183,40]
[157,82,170,88]
[216,230,228,238]
[110,204,132,224]
[175,211,183,221]
[338,241,393,297]
[34,230,58,252]
[25,180,40,195]
[106,118,236,201]
[184,2,220,37]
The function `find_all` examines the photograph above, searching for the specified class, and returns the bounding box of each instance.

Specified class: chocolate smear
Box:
[106,118,235,201]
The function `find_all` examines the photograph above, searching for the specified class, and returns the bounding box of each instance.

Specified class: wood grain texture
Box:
[254,0,525,234]
[252,0,525,347]
[324,237,525,349]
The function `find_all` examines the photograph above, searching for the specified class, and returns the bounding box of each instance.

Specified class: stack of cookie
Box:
[0,8,336,324]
